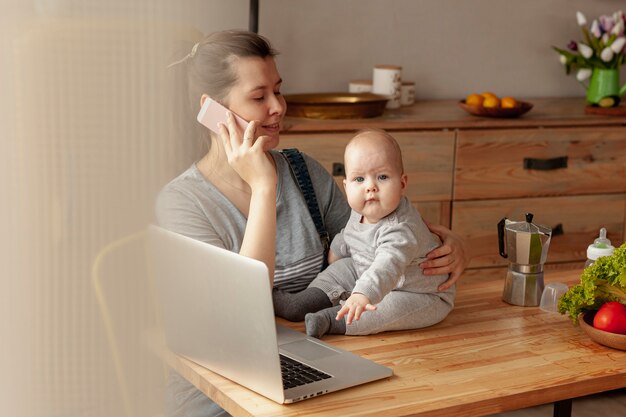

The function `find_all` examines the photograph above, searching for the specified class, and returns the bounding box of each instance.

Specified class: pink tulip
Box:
[578,43,593,59]
[600,47,614,62]
[591,20,602,38]
[576,68,592,81]
[599,15,615,33]
[611,37,626,54]
[602,33,610,44]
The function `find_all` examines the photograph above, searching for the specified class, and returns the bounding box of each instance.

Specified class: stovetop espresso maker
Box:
[497,213,552,306]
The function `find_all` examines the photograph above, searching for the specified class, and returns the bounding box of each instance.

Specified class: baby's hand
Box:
[327,249,340,265]
[336,293,376,325]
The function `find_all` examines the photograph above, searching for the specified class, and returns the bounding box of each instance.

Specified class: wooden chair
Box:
[92,230,168,417]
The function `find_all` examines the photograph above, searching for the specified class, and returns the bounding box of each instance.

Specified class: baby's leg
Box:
[273,287,331,322]
[273,257,357,321]
[309,257,358,304]
[346,291,454,336]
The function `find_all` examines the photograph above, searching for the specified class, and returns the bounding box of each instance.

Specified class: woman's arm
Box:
[220,117,277,284]
[421,221,470,291]
[241,185,276,283]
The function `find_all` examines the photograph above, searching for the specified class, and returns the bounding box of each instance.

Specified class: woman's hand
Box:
[421,222,470,291]
[218,113,276,191]
[336,293,377,325]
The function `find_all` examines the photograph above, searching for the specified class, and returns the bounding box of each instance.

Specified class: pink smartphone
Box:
[197,97,250,134]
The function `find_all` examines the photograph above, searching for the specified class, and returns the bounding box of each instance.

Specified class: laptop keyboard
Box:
[280,354,332,390]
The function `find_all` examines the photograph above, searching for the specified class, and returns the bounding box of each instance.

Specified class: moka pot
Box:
[497,213,552,307]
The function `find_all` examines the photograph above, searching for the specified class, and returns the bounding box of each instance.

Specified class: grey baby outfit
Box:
[309,196,455,335]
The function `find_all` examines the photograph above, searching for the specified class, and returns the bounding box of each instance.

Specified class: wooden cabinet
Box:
[453,126,626,271]
[280,98,626,276]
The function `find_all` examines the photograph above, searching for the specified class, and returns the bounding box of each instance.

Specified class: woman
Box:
[157,30,468,417]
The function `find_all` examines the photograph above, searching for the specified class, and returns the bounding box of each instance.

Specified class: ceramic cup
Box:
[400,81,415,106]
[372,65,402,109]
[349,79,373,93]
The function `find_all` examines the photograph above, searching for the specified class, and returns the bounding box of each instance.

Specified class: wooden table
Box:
[165,269,626,416]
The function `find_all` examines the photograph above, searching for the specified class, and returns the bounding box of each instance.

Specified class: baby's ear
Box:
[343,178,347,190]
[400,174,408,193]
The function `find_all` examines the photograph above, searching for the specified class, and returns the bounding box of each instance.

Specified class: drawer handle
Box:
[332,162,345,177]
[523,156,568,171]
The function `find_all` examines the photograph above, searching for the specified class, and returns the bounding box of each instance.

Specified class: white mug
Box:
[349,79,373,93]
[400,81,415,106]
[372,65,402,109]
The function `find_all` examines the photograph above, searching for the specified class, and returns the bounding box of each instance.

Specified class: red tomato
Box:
[593,301,626,334]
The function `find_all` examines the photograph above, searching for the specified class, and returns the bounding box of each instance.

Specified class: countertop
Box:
[281,97,626,133]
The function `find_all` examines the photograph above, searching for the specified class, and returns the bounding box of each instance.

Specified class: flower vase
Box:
[585,68,626,106]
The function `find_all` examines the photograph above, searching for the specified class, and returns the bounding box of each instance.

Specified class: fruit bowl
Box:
[458,100,533,118]
[578,310,626,350]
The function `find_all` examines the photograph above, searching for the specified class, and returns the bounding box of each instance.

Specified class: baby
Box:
[274,128,455,337]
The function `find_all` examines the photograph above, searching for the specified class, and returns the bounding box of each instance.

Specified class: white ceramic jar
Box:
[372,65,402,109]
[348,79,373,93]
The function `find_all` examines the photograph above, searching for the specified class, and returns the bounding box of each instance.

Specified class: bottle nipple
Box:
[586,227,615,263]
[592,227,612,248]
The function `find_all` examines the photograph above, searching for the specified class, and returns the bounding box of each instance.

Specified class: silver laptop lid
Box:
[147,225,285,403]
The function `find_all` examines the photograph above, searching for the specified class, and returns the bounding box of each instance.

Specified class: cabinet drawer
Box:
[451,194,625,269]
[280,131,455,202]
[412,200,451,229]
[454,127,626,200]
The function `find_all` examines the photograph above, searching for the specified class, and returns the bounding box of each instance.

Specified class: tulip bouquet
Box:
[554,10,626,82]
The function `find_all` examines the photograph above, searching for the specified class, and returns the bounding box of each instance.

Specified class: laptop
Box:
[147,225,392,404]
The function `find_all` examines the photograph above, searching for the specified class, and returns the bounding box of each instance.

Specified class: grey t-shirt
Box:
[155,150,351,292]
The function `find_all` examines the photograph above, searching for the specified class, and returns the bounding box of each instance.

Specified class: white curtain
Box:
[0,2,236,416]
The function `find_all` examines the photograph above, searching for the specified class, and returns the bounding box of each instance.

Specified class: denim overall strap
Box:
[280,148,330,267]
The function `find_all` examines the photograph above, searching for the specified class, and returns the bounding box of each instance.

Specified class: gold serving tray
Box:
[285,93,388,119]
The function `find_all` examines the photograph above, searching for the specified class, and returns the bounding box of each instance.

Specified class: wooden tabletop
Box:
[281,97,626,133]
[165,269,626,417]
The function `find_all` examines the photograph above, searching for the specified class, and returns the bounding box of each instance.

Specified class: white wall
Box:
[29,0,626,99]
[258,0,626,99]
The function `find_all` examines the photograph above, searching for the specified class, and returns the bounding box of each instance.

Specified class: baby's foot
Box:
[305,312,331,339]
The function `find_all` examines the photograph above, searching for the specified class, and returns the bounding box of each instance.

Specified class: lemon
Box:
[598,96,617,108]
[483,96,500,108]
[501,97,517,109]
[465,93,484,106]
[481,92,498,100]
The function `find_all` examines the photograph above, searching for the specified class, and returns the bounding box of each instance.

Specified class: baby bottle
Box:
[585,228,615,267]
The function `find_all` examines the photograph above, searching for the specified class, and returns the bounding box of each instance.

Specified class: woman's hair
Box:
[187,30,278,107]
[169,30,278,150]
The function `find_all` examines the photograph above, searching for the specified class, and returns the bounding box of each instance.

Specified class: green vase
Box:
[586,68,626,106]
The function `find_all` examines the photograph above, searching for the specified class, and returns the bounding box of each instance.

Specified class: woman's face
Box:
[224,56,286,151]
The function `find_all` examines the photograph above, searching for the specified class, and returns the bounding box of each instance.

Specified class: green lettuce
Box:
[558,243,626,323]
